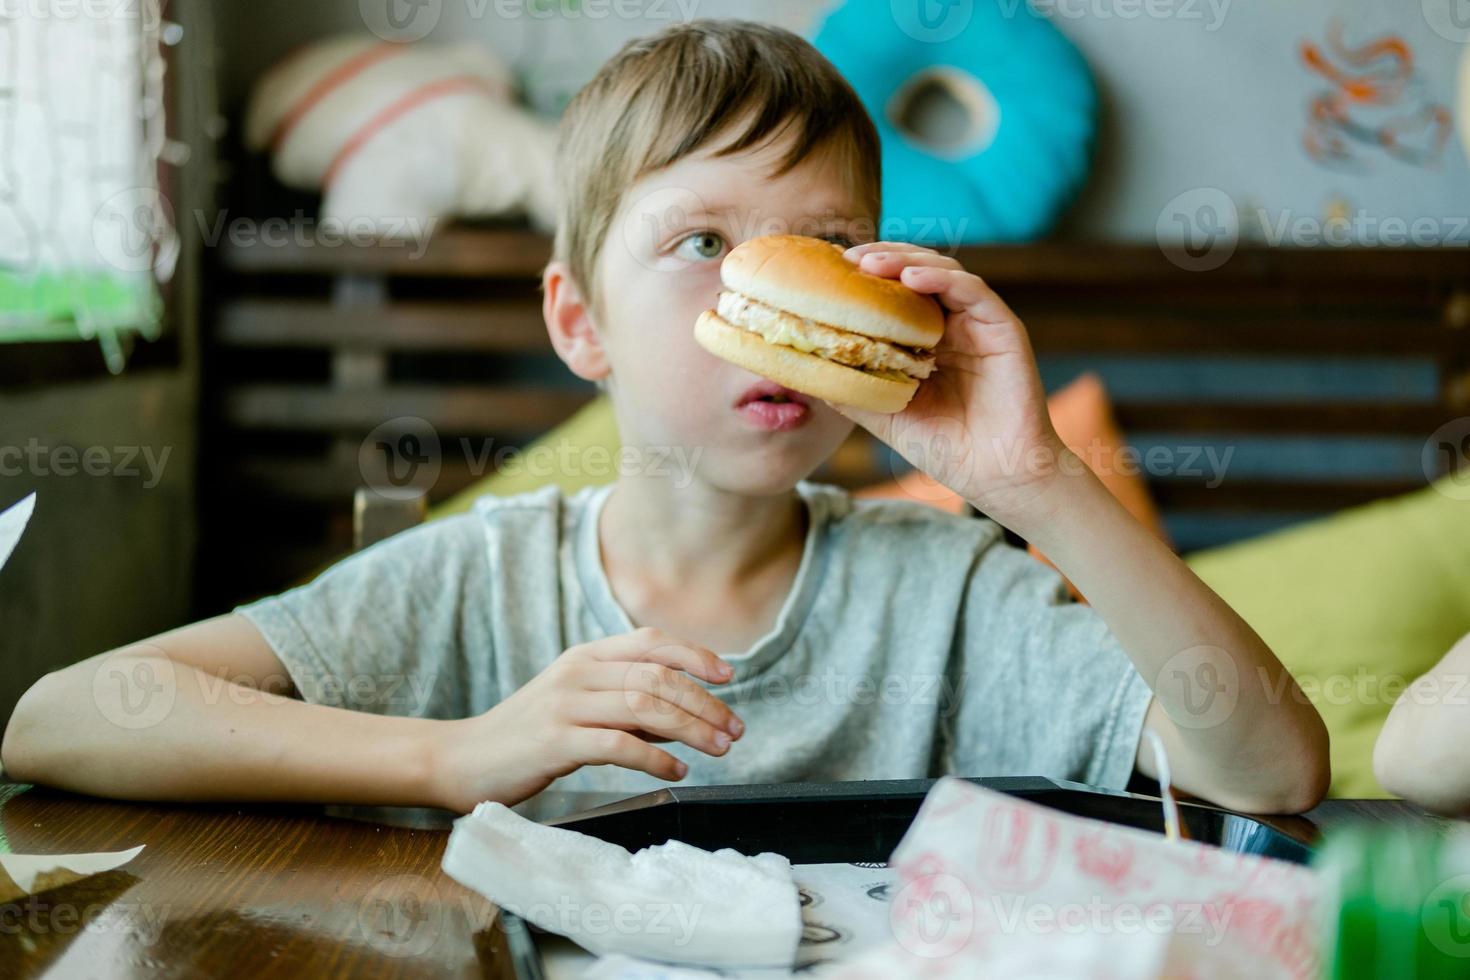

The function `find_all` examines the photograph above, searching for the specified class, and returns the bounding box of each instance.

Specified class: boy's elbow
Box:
[1277,711,1332,814]
[1226,715,1331,815]
[1275,752,1330,815]
[2,670,64,781]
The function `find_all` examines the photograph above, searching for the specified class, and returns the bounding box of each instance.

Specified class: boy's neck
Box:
[600,476,809,589]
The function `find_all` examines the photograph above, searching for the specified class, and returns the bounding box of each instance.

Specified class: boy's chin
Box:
[696,450,828,498]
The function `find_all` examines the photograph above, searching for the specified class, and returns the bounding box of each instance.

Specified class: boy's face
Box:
[590,134,871,497]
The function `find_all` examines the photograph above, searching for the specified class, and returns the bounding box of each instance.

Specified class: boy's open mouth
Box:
[734,381,812,432]
[735,381,810,409]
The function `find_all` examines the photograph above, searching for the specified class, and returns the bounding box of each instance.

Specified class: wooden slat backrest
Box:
[214,231,1470,562]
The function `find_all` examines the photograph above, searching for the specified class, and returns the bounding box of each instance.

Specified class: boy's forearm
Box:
[3,654,446,809]
[984,451,1330,811]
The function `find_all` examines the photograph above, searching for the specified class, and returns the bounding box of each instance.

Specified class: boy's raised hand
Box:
[430,626,743,813]
[836,242,1068,522]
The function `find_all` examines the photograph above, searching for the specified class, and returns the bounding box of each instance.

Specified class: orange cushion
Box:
[853,467,969,513]
[855,372,1170,599]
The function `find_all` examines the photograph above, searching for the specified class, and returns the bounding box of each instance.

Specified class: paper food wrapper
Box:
[0,846,146,904]
[829,777,1321,980]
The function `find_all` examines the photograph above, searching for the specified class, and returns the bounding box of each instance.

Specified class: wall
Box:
[215,0,1470,242]
[0,375,197,728]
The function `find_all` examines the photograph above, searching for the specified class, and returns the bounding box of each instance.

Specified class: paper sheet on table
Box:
[0,846,146,903]
[826,776,1321,980]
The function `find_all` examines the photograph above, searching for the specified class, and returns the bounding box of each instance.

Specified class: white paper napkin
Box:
[0,492,36,573]
[442,800,802,968]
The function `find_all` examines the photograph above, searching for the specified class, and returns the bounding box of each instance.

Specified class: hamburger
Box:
[694,235,944,414]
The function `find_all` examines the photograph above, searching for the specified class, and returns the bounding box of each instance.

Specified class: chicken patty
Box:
[716,291,938,381]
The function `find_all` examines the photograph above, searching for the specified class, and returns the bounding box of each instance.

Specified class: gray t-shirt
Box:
[236,481,1154,800]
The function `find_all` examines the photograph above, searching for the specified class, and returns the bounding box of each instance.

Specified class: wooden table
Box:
[0,783,1439,979]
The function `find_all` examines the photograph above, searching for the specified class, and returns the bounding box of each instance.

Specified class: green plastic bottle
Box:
[1315,823,1470,978]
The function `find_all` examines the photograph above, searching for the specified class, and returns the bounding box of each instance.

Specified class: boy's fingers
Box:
[570,691,733,757]
[844,241,938,261]
[567,727,688,782]
[586,627,734,684]
[856,251,962,276]
[580,661,743,738]
[895,264,1021,325]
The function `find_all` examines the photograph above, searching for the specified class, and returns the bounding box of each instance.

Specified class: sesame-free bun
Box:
[695,309,919,415]
[720,235,945,348]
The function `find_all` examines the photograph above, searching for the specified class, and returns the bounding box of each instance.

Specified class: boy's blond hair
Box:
[552,19,882,314]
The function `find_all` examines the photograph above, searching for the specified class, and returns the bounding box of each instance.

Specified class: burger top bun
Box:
[721,235,946,349]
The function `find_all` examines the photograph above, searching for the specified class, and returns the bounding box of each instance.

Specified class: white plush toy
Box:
[244,36,559,235]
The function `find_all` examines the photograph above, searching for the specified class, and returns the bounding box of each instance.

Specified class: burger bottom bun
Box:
[694,309,919,415]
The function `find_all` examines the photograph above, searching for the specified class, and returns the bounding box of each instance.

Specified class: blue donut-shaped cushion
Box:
[813,0,1097,243]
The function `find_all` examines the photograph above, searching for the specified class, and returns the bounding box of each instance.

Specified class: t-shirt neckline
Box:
[574,480,831,675]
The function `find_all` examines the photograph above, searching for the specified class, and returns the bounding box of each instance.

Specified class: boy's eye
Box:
[675,231,728,262]
[822,233,857,248]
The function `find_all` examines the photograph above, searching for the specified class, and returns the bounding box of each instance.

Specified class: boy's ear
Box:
[543,260,611,383]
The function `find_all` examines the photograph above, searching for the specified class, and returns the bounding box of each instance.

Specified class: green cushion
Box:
[430,396,620,519]
[1185,475,1470,798]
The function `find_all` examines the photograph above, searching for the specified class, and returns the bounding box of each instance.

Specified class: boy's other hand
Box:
[429,626,743,813]
[835,242,1069,523]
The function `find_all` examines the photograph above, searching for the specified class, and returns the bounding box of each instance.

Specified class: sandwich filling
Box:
[716,291,938,381]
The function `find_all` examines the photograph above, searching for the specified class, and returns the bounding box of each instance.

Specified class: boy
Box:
[2,21,1328,815]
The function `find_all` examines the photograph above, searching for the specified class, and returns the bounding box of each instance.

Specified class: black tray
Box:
[489,776,1314,979]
